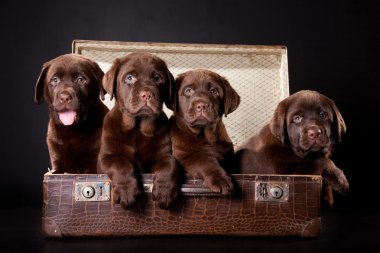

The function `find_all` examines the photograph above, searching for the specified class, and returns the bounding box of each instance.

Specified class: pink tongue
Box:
[58,111,77,126]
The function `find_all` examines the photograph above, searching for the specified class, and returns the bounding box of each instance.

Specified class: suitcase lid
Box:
[72,40,289,147]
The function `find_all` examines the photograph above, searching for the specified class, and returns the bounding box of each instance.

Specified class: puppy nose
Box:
[307,127,322,140]
[59,92,72,104]
[140,90,153,101]
[196,102,210,112]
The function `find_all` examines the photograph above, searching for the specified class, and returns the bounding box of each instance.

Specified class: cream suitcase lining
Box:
[72,40,289,147]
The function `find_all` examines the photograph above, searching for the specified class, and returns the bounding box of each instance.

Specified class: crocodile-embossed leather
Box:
[42,173,321,237]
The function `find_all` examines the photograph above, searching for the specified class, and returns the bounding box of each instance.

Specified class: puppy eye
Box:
[320,112,328,119]
[184,87,193,96]
[209,87,219,95]
[75,75,87,85]
[50,77,60,85]
[125,74,137,84]
[293,115,303,123]
[152,73,162,83]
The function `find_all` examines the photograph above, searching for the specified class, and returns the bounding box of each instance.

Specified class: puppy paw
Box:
[323,169,349,195]
[152,178,179,209]
[112,181,142,209]
[204,173,234,196]
[323,185,334,208]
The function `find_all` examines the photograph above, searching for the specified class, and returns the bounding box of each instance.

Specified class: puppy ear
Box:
[222,77,240,116]
[269,98,288,144]
[166,74,183,112]
[164,70,175,109]
[34,62,50,105]
[87,58,105,100]
[328,99,347,143]
[102,58,121,101]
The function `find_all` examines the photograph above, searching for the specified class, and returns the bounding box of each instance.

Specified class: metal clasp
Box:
[74,181,111,202]
[255,182,289,202]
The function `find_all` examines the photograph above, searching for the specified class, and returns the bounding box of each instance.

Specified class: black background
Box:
[0,0,379,252]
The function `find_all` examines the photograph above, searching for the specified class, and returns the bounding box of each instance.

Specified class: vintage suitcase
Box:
[42,40,322,238]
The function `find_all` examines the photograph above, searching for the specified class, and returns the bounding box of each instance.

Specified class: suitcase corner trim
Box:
[301,217,321,238]
[42,217,62,238]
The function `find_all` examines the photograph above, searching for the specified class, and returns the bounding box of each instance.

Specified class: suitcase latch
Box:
[74,181,111,202]
[255,182,289,202]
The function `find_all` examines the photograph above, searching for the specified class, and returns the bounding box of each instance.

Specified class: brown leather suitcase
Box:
[42,172,321,237]
[42,40,322,238]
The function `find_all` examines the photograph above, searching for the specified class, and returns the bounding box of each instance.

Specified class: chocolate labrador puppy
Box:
[167,69,240,196]
[98,52,178,209]
[35,54,109,174]
[236,90,349,205]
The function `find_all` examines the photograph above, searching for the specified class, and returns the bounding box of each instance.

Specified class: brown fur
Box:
[236,90,349,206]
[97,53,178,209]
[168,69,240,195]
[35,54,108,174]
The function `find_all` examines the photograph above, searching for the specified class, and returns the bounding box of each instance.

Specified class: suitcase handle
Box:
[143,183,224,197]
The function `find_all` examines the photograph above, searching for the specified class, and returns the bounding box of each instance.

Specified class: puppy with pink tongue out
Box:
[35,54,109,174]
[59,111,77,125]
